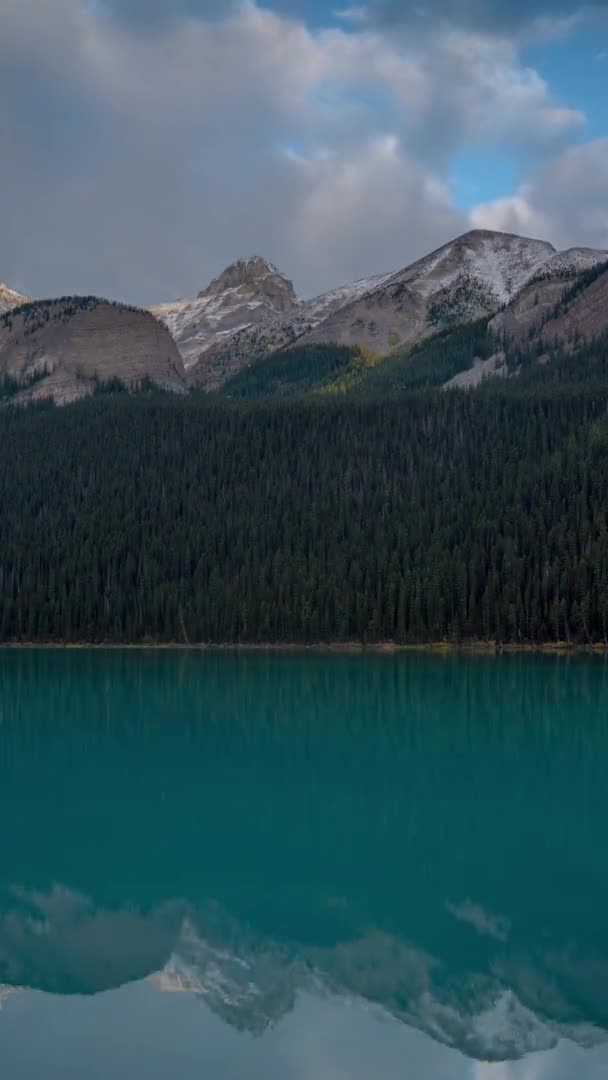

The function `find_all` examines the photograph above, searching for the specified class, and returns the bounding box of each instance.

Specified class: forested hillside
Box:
[219,323,608,399]
[1,380,608,645]
[221,343,383,398]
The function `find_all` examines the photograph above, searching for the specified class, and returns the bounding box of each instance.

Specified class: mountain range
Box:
[161,230,608,392]
[1,228,607,404]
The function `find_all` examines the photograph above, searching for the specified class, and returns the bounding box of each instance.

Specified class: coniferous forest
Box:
[1,350,608,645]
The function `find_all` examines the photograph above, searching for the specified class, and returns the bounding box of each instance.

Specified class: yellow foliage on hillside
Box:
[319,344,385,394]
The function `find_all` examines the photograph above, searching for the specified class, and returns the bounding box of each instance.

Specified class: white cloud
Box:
[334,6,368,21]
[471,194,553,239]
[281,135,463,290]
[0,0,599,304]
[472,138,608,249]
[399,28,584,161]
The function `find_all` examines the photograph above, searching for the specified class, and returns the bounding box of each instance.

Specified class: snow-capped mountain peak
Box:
[392,229,556,305]
[150,257,298,369]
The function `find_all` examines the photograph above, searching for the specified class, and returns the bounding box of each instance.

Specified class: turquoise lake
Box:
[1,648,608,1078]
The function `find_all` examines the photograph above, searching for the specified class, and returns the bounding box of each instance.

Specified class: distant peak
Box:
[0,281,28,312]
[0,280,27,296]
[236,255,279,274]
[452,228,555,250]
[202,256,283,295]
[198,256,298,309]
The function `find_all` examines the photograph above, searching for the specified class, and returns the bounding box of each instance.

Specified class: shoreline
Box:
[1,640,608,655]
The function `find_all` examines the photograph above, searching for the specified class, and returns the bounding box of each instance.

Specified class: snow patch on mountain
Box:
[0,283,28,314]
[394,230,556,306]
[532,247,608,280]
[300,271,397,326]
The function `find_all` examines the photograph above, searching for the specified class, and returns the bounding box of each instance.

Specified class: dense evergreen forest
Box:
[1,364,608,644]
[219,322,497,399]
[220,322,608,399]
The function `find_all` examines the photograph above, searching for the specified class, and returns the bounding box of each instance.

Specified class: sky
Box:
[1,0,607,303]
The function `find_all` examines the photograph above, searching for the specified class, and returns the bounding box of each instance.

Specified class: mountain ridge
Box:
[174,229,608,390]
[150,255,298,371]
[2,228,608,403]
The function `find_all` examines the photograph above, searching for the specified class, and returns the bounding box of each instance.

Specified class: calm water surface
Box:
[1,649,608,1078]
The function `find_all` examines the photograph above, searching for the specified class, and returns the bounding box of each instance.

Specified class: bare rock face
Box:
[300,279,427,354]
[150,256,298,370]
[0,297,187,405]
[542,266,608,346]
[199,256,298,313]
[0,282,28,315]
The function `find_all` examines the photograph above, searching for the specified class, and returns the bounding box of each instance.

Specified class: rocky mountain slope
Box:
[0,297,186,405]
[443,255,608,390]
[186,269,396,391]
[150,256,298,370]
[301,229,554,351]
[491,251,608,346]
[179,230,607,391]
[0,282,27,314]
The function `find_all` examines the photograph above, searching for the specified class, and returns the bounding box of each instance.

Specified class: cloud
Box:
[281,135,464,288]
[108,0,604,34]
[1,885,181,993]
[391,27,585,168]
[446,899,510,942]
[0,0,599,305]
[472,138,608,249]
[368,1,604,35]
[98,0,239,26]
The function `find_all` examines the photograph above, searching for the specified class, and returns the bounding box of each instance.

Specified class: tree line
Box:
[1,379,607,644]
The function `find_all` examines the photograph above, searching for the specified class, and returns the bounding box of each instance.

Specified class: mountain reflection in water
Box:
[1,648,608,1077]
